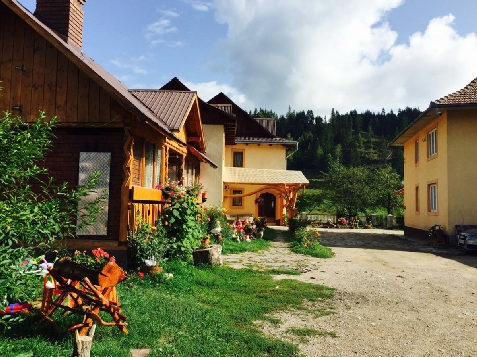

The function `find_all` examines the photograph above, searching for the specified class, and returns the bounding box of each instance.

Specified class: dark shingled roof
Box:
[129,90,196,131]
[160,77,237,145]
[434,77,477,105]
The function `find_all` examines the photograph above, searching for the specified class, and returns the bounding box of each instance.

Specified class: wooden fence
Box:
[303,214,403,229]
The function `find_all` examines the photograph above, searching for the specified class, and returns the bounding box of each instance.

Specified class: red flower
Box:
[138,272,145,279]
[109,256,116,263]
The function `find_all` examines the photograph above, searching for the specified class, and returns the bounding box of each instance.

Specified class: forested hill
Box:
[250,107,422,177]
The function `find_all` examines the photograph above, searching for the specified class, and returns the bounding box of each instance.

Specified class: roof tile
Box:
[129,90,196,131]
[434,77,477,105]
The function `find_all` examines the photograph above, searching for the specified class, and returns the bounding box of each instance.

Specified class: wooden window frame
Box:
[427,127,437,159]
[232,150,244,168]
[134,139,164,188]
[427,181,438,215]
[231,188,244,207]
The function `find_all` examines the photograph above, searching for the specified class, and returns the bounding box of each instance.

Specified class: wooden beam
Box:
[131,186,162,203]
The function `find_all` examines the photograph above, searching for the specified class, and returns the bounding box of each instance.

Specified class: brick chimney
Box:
[34,0,87,49]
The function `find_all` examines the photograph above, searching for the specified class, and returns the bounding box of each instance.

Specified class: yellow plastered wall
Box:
[225,143,287,169]
[200,124,225,208]
[223,143,287,220]
[447,109,477,234]
[403,112,449,232]
[223,183,284,222]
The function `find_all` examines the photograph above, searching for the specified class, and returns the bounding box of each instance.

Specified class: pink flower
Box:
[138,272,145,279]
[109,256,116,263]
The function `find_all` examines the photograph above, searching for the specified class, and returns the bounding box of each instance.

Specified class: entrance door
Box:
[258,193,276,223]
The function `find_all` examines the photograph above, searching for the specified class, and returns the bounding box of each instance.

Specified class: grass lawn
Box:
[0,257,334,356]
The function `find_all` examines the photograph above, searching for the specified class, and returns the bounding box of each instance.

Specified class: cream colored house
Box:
[161,79,309,225]
[390,78,477,244]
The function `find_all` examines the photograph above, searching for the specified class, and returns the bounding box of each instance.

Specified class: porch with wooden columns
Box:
[223,183,307,223]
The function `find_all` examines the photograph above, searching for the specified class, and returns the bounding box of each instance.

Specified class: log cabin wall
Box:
[42,128,125,241]
[0,3,117,126]
[0,3,130,242]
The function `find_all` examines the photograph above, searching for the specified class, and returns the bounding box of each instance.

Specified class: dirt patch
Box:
[223,227,477,357]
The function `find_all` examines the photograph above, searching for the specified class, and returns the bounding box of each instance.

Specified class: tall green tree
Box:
[322,163,372,216]
[322,163,403,217]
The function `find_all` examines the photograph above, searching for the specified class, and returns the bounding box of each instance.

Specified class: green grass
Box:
[264,268,302,276]
[289,242,335,259]
[284,228,335,259]
[0,261,334,357]
[221,227,276,254]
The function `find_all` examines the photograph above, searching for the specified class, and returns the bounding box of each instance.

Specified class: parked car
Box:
[457,229,477,250]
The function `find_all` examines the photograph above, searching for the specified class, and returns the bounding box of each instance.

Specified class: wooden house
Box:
[161,78,309,225]
[0,0,214,264]
[390,77,477,244]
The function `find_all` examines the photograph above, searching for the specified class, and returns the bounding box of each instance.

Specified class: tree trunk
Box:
[72,324,96,357]
[192,245,222,266]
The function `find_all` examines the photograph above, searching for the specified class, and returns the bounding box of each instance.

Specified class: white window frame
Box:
[429,183,437,212]
[428,128,437,157]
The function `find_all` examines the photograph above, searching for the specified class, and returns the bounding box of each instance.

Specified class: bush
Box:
[288,218,308,232]
[202,205,233,240]
[293,227,321,247]
[156,181,205,260]
[289,227,334,258]
[0,111,106,328]
[128,217,167,270]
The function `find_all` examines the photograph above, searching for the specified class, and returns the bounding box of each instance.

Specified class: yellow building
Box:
[161,79,309,225]
[390,78,477,244]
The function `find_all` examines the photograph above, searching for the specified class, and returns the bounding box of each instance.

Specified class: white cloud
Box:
[183,80,255,109]
[158,9,179,17]
[146,19,177,36]
[211,0,477,117]
[110,59,148,75]
[181,0,213,12]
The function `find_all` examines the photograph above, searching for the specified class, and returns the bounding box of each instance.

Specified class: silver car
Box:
[457,229,477,250]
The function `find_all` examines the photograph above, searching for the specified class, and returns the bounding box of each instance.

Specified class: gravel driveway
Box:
[223,227,477,357]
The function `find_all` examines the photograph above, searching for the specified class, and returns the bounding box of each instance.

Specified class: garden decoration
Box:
[254,196,264,206]
[428,224,445,245]
[39,250,128,336]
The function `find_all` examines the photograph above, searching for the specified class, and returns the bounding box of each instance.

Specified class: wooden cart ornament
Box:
[40,257,128,335]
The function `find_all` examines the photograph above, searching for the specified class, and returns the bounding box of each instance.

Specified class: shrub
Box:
[156,181,205,260]
[293,227,321,247]
[128,217,167,270]
[202,205,233,240]
[0,111,106,328]
[288,218,308,232]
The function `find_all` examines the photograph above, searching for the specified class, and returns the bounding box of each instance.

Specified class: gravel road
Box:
[223,227,477,357]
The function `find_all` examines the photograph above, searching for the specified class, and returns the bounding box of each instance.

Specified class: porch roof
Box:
[223,167,309,185]
[188,145,217,169]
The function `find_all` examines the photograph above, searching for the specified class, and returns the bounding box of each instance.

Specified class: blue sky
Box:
[19,0,477,119]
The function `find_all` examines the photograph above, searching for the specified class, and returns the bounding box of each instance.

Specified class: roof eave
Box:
[3,0,173,136]
[389,104,441,146]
